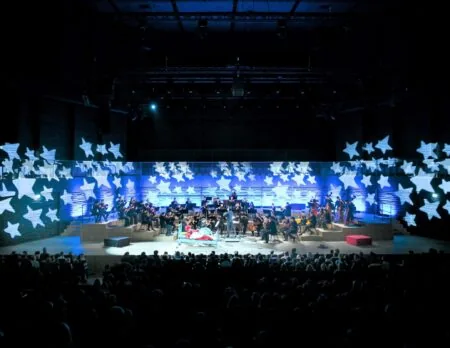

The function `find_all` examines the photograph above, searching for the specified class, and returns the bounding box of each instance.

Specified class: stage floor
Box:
[1,234,450,256]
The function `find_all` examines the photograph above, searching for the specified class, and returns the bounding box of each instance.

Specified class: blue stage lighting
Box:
[150,103,157,111]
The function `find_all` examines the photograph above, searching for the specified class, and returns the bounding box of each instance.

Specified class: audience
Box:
[0,247,449,348]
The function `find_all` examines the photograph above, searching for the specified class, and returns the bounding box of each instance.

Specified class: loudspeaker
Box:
[104,237,130,248]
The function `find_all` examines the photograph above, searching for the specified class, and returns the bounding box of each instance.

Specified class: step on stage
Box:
[303,222,394,242]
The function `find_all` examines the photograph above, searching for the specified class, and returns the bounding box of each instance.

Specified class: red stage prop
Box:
[346,234,372,246]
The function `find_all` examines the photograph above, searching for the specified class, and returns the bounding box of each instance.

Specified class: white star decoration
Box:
[375,135,392,154]
[80,179,96,200]
[126,179,135,191]
[403,212,416,227]
[156,181,172,194]
[417,141,438,159]
[96,144,108,155]
[439,180,450,194]
[0,198,15,214]
[60,190,73,205]
[79,138,94,158]
[0,183,15,198]
[394,184,413,205]
[366,193,376,206]
[401,160,416,175]
[23,206,45,228]
[0,143,20,161]
[360,175,372,187]
[377,175,391,189]
[46,208,59,222]
[40,186,54,201]
[216,176,231,191]
[92,169,111,189]
[40,146,56,163]
[419,200,441,220]
[443,144,450,156]
[272,182,289,198]
[113,176,122,188]
[4,222,21,238]
[362,142,375,154]
[13,177,36,199]
[108,142,123,159]
[442,201,450,215]
[339,172,359,190]
[410,174,434,193]
[343,141,359,159]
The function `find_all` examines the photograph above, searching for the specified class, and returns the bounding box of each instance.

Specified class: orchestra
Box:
[89,190,359,242]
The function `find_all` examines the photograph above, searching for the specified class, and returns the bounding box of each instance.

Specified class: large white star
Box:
[38,163,59,182]
[0,198,15,214]
[0,143,20,160]
[172,172,185,182]
[338,173,359,189]
[80,179,96,200]
[96,144,108,155]
[410,174,434,193]
[360,175,372,187]
[272,182,289,198]
[92,169,111,189]
[375,135,392,154]
[4,222,21,238]
[307,175,316,184]
[0,183,15,198]
[269,162,283,175]
[291,173,305,186]
[403,212,416,227]
[12,177,36,199]
[216,176,231,191]
[419,200,441,220]
[79,138,94,158]
[443,144,450,156]
[423,159,439,172]
[417,141,438,159]
[186,186,196,194]
[60,190,73,205]
[439,180,450,194]
[362,142,375,154]
[366,193,376,206]
[40,186,54,201]
[401,160,416,175]
[343,141,359,159]
[23,206,45,228]
[156,180,172,194]
[442,201,450,215]
[108,142,123,159]
[40,146,56,163]
[377,175,391,189]
[46,208,59,222]
[235,171,247,182]
[394,184,413,205]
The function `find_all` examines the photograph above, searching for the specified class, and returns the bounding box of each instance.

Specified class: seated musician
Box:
[98,199,109,222]
[283,202,292,217]
[170,198,178,209]
[284,217,298,242]
[229,191,237,202]
[261,216,278,243]
[241,198,249,213]
[234,202,241,215]
[115,195,126,219]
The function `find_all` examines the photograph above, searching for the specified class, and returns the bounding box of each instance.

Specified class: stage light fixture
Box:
[150,103,157,111]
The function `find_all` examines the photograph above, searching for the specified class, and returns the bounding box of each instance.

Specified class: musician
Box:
[284,217,298,242]
[126,200,138,226]
[239,213,248,236]
[170,198,179,209]
[165,212,175,236]
[303,213,317,234]
[229,191,237,202]
[261,216,278,243]
[142,203,156,231]
[335,196,344,223]
[248,202,256,215]
[283,202,292,217]
[234,202,242,215]
[115,195,126,219]
[345,196,356,225]
[271,203,276,217]
[241,198,249,213]
[159,213,167,234]
[253,213,263,237]
[226,208,235,237]
[92,200,101,223]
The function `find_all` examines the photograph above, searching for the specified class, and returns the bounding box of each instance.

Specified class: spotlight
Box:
[432,193,439,199]
[150,103,157,111]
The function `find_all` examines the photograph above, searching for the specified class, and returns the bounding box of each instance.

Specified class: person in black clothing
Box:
[239,213,248,236]
[284,217,298,242]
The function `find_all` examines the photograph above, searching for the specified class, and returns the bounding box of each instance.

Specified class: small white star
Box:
[362,142,375,154]
[419,200,441,220]
[40,146,56,163]
[79,138,94,158]
[96,144,108,155]
[46,208,59,222]
[113,176,122,188]
[0,183,15,198]
[394,184,413,206]
[374,135,393,154]
[403,212,416,227]
[58,166,73,180]
[360,175,372,187]
[25,147,38,161]
[60,190,73,205]
[40,186,54,201]
[156,180,172,194]
[108,142,123,159]
[186,186,196,194]
[291,174,306,186]
[92,169,111,189]
[4,222,21,238]
[148,176,157,184]
[439,180,450,194]
[80,179,96,200]
[0,198,15,214]
[443,144,450,156]
[330,162,343,174]
[377,175,391,189]
[417,141,438,159]
[264,176,274,186]
[272,182,289,198]
[343,141,359,159]
[366,193,376,206]
[401,160,416,175]
[126,179,135,191]
[12,177,36,199]
[306,175,316,184]
[23,206,44,228]
[339,172,359,190]
[442,201,450,215]
[217,176,232,191]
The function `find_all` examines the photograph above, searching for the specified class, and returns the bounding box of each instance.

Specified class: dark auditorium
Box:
[1,1,450,347]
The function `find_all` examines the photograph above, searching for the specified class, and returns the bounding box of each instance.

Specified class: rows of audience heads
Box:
[0,247,449,348]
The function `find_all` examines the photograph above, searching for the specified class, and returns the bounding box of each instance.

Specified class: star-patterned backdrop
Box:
[0,136,450,245]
